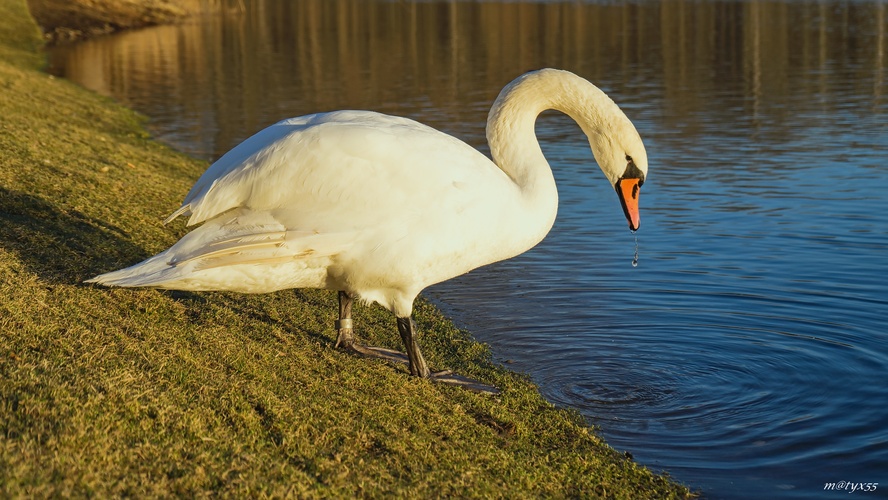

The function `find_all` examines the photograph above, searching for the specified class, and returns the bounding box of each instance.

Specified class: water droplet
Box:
[632,234,639,267]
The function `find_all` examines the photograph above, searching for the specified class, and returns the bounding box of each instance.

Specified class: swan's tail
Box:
[85,250,184,288]
[86,210,352,292]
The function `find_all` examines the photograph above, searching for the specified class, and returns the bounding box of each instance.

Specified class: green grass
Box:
[0,1,695,496]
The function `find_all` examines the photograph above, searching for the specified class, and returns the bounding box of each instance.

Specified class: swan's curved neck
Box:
[480,69,645,258]
[486,69,630,193]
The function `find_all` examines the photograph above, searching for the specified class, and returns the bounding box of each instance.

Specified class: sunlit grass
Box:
[0,1,693,496]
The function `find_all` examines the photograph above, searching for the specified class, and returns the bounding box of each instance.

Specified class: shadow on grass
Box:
[0,187,149,284]
[0,187,337,345]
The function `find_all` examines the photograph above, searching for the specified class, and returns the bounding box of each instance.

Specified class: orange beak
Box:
[616,178,642,231]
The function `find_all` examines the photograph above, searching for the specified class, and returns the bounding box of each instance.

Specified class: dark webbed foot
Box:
[337,345,500,394]
[430,370,501,394]
[340,342,409,365]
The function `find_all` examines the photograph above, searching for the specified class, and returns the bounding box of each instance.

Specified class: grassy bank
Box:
[0,1,693,496]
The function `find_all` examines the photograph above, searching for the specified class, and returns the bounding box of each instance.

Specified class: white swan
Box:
[87,68,648,390]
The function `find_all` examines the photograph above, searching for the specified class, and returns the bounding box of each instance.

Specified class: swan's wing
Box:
[166,214,352,273]
[165,114,317,225]
[167,111,510,230]
[89,208,352,289]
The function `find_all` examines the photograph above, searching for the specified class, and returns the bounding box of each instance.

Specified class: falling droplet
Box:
[632,234,639,267]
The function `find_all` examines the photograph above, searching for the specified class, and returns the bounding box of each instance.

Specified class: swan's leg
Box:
[334,291,356,349]
[396,316,430,377]
[397,316,500,394]
[334,291,408,364]
[333,292,499,394]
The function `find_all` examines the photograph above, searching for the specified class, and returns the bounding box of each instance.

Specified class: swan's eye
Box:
[621,154,644,186]
[625,154,637,170]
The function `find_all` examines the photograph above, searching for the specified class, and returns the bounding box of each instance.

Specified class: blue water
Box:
[48,1,888,497]
[432,104,888,497]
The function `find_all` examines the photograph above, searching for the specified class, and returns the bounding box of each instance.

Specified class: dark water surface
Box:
[48,1,888,498]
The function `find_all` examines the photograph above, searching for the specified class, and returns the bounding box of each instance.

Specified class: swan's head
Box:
[586,105,648,232]
[536,69,648,231]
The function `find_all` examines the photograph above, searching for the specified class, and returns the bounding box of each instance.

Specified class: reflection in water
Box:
[50,0,885,159]
[49,1,888,499]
